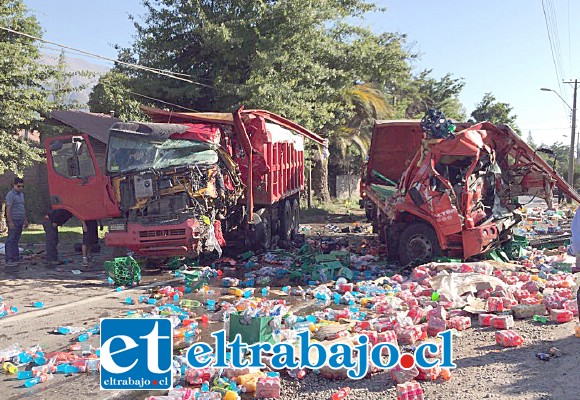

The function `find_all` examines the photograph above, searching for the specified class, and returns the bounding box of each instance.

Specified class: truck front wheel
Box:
[398,223,441,266]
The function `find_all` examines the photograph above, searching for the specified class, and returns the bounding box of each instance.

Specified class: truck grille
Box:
[139,229,186,238]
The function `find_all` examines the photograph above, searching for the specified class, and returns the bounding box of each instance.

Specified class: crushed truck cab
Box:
[45,107,324,258]
[365,120,580,264]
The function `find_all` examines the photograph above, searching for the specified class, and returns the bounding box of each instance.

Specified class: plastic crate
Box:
[228,314,275,345]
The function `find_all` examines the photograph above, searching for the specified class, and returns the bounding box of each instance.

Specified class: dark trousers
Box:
[42,220,59,262]
[5,219,24,262]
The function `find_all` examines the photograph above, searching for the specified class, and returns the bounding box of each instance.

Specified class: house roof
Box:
[48,110,120,144]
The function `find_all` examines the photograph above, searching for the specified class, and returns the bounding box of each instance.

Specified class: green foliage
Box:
[400,69,466,120]
[0,133,41,176]
[0,0,50,173]
[88,71,147,121]
[47,50,96,110]
[471,92,520,134]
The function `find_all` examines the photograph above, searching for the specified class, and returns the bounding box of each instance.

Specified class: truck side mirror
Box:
[72,141,83,156]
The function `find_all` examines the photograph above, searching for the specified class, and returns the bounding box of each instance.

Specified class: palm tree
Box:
[326,83,393,197]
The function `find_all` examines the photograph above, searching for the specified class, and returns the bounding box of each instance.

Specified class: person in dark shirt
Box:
[42,209,72,266]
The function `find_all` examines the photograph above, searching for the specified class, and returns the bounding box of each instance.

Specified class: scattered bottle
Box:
[32,302,44,308]
[24,373,51,388]
[332,387,351,400]
[56,326,84,335]
[17,370,33,380]
[532,315,548,324]
[3,361,18,374]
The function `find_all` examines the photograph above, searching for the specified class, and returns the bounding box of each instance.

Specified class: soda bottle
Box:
[17,370,33,380]
[3,361,18,374]
[332,387,351,400]
[18,351,33,363]
[78,332,92,342]
[24,373,51,388]
[32,302,44,308]
[532,315,548,324]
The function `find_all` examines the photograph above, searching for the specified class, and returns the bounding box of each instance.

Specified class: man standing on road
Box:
[42,208,72,266]
[4,177,27,266]
[81,220,98,268]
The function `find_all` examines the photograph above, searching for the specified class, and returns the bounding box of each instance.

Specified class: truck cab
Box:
[45,107,325,258]
[365,119,580,265]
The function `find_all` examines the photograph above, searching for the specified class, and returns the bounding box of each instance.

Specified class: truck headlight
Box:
[108,222,127,232]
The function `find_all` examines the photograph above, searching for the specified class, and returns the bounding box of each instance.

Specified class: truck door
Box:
[45,135,120,220]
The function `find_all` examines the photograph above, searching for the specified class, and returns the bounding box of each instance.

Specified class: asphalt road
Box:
[0,244,180,400]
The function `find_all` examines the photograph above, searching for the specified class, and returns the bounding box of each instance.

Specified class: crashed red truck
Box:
[363,120,580,264]
[44,106,325,258]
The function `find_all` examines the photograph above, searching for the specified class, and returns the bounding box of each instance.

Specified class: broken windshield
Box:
[107,134,219,173]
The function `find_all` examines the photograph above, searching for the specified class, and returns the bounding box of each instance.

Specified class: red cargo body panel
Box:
[367,121,424,184]
[254,140,304,205]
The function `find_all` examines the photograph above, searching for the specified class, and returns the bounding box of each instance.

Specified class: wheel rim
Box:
[406,234,433,262]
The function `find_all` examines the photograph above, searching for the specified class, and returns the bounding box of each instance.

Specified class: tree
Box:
[0,0,51,175]
[471,92,520,134]
[88,71,147,121]
[48,50,96,110]
[112,0,416,201]
[400,70,466,120]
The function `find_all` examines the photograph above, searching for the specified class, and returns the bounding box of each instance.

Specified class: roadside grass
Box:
[0,224,108,245]
[301,198,363,218]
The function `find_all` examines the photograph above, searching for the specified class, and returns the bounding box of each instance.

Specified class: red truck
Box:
[45,106,325,257]
[365,119,580,265]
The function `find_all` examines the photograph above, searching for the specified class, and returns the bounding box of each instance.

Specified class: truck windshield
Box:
[107,135,219,173]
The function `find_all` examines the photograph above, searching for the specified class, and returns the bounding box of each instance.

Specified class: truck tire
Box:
[291,198,300,237]
[279,200,292,243]
[364,199,374,221]
[257,208,272,250]
[398,222,441,266]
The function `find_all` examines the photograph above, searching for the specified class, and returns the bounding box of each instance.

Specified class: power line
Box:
[0,25,215,89]
[542,0,570,121]
[126,90,199,112]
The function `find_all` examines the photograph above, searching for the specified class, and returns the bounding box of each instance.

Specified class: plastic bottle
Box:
[78,332,92,342]
[532,315,548,324]
[3,361,18,374]
[18,351,33,363]
[0,344,22,362]
[332,387,351,400]
[17,370,33,380]
[32,302,44,308]
[57,326,84,335]
[125,297,134,305]
[24,374,51,388]
[56,364,79,374]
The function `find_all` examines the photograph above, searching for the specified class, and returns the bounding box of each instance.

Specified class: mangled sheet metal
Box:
[391,120,580,259]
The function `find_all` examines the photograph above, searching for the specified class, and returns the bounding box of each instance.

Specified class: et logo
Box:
[100,318,173,390]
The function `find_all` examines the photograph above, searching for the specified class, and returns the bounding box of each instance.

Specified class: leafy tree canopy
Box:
[471,92,520,134]
[0,0,50,174]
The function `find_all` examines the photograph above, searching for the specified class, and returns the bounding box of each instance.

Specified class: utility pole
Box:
[564,79,578,187]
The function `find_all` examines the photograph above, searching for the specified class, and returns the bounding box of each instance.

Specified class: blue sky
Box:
[23,0,579,145]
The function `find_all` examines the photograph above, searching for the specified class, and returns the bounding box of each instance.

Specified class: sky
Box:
[23,0,580,146]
